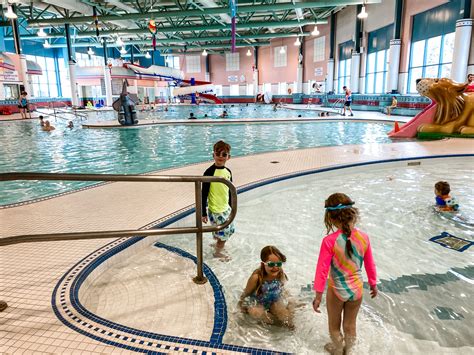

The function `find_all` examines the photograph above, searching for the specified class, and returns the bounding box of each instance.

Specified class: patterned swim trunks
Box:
[208,207,235,241]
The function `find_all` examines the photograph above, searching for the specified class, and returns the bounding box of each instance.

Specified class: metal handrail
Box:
[0,172,238,286]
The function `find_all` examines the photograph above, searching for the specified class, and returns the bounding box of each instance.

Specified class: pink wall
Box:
[400,0,450,72]
[303,23,331,82]
[259,37,300,84]
[209,48,254,85]
[178,54,207,81]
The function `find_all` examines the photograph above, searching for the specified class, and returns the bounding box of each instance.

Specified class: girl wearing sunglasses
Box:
[239,245,295,329]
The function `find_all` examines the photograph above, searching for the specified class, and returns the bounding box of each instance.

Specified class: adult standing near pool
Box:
[342,86,354,117]
[18,91,29,119]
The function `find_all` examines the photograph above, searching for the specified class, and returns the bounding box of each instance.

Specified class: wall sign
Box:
[314,67,323,76]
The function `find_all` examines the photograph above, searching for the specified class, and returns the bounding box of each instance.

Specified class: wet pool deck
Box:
[1,112,473,354]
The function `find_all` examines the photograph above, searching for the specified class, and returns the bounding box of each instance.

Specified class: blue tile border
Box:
[50,154,473,353]
[153,242,227,344]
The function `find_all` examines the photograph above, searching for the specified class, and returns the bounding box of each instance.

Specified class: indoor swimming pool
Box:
[79,158,473,354]
[0,119,392,205]
[89,103,333,121]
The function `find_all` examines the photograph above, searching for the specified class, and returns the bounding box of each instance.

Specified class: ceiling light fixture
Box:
[311,25,320,36]
[145,52,151,59]
[119,46,127,55]
[246,49,252,56]
[43,40,51,48]
[116,37,124,46]
[5,5,17,19]
[279,46,285,54]
[37,28,47,37]
[87,47,94,56]
[294,37,301,46]
[358,5,368,19]
[202,49,208,56]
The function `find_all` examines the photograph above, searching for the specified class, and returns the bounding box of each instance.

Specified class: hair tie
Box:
[325,202,354,211]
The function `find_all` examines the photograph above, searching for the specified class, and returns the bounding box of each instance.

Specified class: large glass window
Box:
[365,49,388,94]
[407,32,455,93]
[165,56,180,69]
[26,55,59,98]
[338,58,351,93]
[337,40,353,93]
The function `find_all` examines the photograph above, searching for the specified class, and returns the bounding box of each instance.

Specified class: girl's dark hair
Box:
[254,245,287,296]
[435,181,450,195]
[324,193,359,258]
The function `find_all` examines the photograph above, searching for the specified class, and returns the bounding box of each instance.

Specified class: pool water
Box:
[90,104,332,121]
[0,119,392,205]
[156,158,473,353]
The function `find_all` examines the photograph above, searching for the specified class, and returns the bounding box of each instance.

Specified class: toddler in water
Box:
[239,246,295,329]
[435,181,459,212]
[313,193,377,355]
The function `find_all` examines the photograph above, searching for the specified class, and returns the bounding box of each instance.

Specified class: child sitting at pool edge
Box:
[202,140,235,259]
[434,181,459,212]
[239,245,295,329]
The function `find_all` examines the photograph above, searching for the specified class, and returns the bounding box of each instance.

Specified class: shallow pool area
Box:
[82,158,473,354]
[0,119,392,205]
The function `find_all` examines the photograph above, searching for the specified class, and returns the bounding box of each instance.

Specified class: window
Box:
[365,24,392,94]
[313,36,325,62]
[230,84,239,96]
[274,46,287,67]
[165,56,180,69]
[407,32,455,93]
[278,82,288,95]
[226,53,240,71]
[214,85,223,96]
[262,83,272,93]
[76,52,103,67]
[185,56,201,73]
[4,84,19,100]
[246,83,254,95]
[337,40,353,93]
[26,55,60,98]
[338,59,351,93]
[365,50,388,94]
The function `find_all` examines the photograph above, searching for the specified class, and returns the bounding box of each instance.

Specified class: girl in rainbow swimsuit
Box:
[312,193,378,355]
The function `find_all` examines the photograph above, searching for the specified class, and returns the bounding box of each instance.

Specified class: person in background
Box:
[42,120,55,132]
[39,115,45,127]
[18,91,29,119]
[386,96,398,116]
[434,181,459,212]
[466,74,474,93]
[67,121,74,129]
[188,112,197,119]
[220,110,228,118]
[342,86,354,117]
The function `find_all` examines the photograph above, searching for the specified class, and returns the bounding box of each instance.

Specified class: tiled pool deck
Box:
[1,112,473,354]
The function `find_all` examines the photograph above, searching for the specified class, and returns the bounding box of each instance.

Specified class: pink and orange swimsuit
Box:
[314,228,377,302]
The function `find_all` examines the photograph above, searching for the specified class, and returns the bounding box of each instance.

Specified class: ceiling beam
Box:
[27,1,382,25]
[48,41,272,50]
[4,19,325,38]
[47,32,308,48]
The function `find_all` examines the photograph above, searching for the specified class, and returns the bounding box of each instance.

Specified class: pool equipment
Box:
[429,232,472,252]
[113,80,138,126]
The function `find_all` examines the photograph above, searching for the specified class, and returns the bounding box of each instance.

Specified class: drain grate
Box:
[270,161,280,164]
[407,161,421,166]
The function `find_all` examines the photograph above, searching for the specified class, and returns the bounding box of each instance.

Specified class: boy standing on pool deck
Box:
[202,140,235,258]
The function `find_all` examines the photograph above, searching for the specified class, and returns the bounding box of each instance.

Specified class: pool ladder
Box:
[0,172,237,312]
